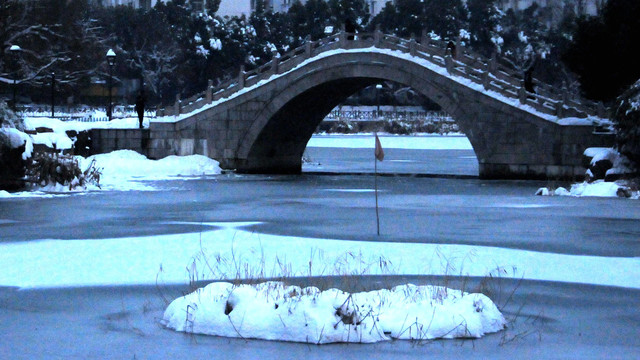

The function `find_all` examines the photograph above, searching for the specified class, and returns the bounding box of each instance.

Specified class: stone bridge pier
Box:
[149,51,612,180]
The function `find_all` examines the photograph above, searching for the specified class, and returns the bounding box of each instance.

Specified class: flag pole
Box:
[374,133,380,236]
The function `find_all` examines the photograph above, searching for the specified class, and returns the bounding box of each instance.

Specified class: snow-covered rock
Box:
[583,147,634,181]
[162,281,506,344]
[1,127,33,160]
[536,180,637,199]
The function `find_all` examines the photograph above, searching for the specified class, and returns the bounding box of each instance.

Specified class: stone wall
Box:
[90,129,150,157]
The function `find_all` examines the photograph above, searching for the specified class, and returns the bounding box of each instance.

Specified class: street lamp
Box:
[376,84,383,119]
[106,49,116,121]
[9,45,21,111]
[51,72,55,117]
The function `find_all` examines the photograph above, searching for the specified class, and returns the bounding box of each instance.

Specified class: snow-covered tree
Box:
[1,0,107,100]
[288,0,331,42]
[368,0,466,41]
[423,0,467,42]
[466,0,503,56]
[328,0,370,31]
[563,0,640,102]
[613,80,640,171]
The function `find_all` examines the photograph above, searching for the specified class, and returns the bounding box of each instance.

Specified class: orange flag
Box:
[374,133,384,161]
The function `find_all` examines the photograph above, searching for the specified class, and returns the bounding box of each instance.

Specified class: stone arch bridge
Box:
[148,31,612,179]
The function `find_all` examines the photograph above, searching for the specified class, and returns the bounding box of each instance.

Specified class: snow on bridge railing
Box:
[159,30,606,121]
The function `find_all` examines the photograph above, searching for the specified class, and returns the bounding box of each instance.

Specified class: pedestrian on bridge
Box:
[446,41,457,59]
[135,91,145,129]
[345,18,356,40]
[524,53,537,94]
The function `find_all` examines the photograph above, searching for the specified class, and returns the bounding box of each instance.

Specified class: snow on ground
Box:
[79,150,221,189]
[0,224,638,290]
[162,281,506,344]
[1,149,222,196]
[24,116,150,132]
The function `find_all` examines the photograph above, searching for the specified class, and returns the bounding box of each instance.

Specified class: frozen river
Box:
[303,134,478,176]
[1,134,639,359]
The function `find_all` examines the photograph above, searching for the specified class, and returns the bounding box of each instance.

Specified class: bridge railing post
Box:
[409,34,417,57]
[374,24,381,47]
[555,82,568,117]
[555,100,564,117]
[455,36,465,60]
[271,49,280,75]
[339,25,346,47]
[206,79,213,104]
[518,82,527,105]
[174,94,181,116]
[445,54,454,74]
[305,40,313,58]
[420,29,429,46]
[597,101,607,118]
[238,65,245,89]
[482,63,491,90]
[489,51,498,74]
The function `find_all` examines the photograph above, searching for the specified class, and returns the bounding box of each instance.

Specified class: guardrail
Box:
[326,109,452,122]
[20,110,157,122]
[160,30,607,120]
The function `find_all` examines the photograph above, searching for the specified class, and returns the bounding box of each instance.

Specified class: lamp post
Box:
[50,72,55,117]
[106,49,116,121]
[376,84,383,119]
[9,45,21,111]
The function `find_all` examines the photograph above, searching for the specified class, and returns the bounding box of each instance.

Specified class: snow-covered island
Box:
[162,281,506,344]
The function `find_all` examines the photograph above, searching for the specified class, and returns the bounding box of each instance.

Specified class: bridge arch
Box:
[236,51,549,175]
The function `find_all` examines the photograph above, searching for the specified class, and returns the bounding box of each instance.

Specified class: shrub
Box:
[613,79,640,172]
[25,152,101,190]
[0,101,29,190]
[384,119,412,134]
[0,139,28,190]
[0,100,24,131]
[330,119,358,133]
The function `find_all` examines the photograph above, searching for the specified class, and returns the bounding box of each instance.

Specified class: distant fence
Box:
[325,108,453,122]
[18,106,157,123]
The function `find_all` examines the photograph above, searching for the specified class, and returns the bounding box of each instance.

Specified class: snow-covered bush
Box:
[0,101,30,190]
[330,119,358,133]
[25,153,101,191]
[613,80,640,173]
[384,119,412,135]
[0,100,24,131]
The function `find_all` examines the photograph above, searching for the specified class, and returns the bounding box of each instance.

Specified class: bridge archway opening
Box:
[242,78,477,176]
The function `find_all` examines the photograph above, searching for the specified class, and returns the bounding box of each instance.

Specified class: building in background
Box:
[498,0,606,16]
[217,0,253,17]
[95,0,607,18]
